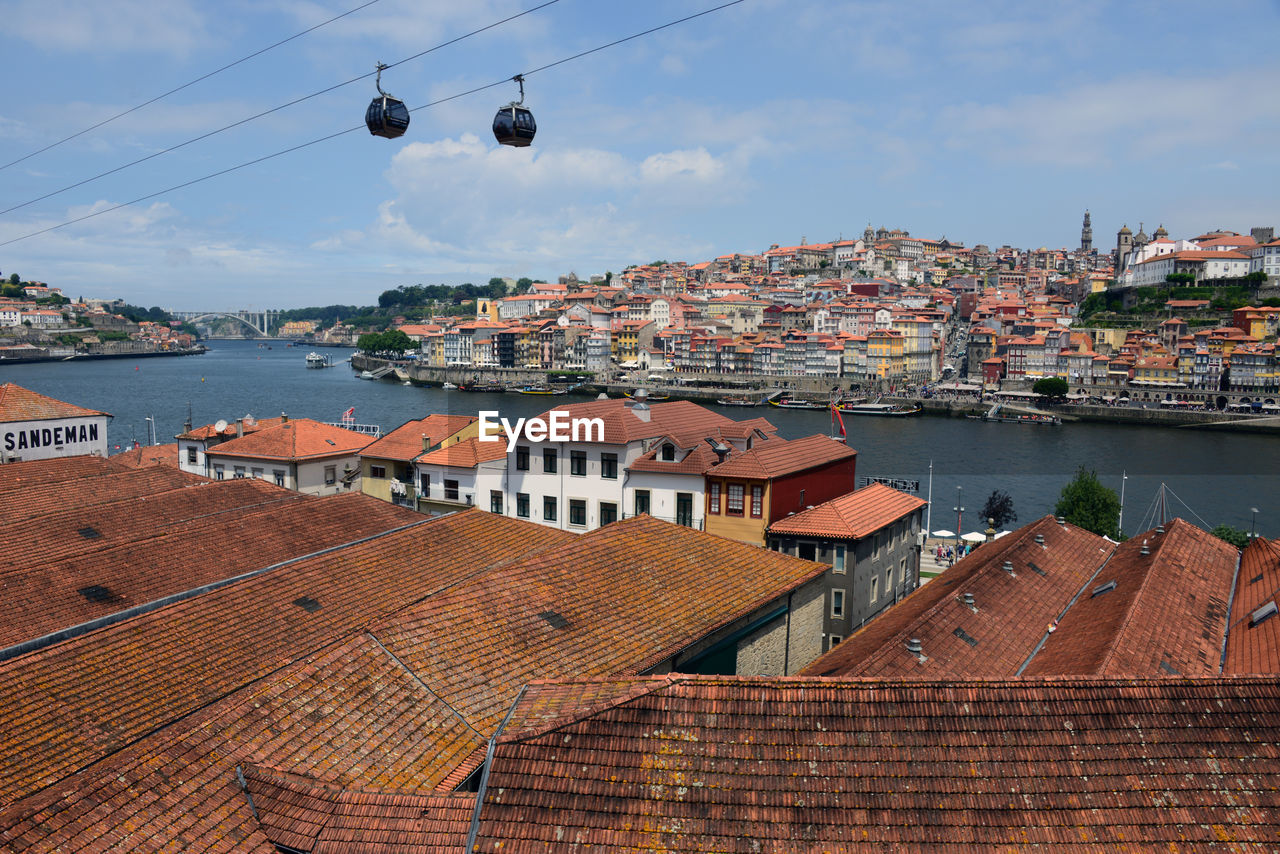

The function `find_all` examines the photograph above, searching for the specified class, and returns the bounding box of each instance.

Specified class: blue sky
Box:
[1,0,1277,311]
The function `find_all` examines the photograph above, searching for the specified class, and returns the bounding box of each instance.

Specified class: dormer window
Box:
[661,443,676,462]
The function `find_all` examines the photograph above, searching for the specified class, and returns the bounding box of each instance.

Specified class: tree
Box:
[980,490,1017,529]
[1054,467,1121,539]
[1210,524,1249,549]
[8,273,19,286]
[1032,376,1069,399]
[488,277,508,295]
[516,277,534,293]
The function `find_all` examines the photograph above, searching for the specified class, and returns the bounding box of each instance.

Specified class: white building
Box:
[0,383,110,463]
[190,416,371,494]
[414,435,508,516]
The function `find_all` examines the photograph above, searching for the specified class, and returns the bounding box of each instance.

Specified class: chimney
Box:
[281,412,289,423]
[235,418,243,438]
[422,434,430,452]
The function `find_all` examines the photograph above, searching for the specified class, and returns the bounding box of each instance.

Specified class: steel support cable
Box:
[0,0,563,217]
[0,0,747,249]
[0,0,386,173]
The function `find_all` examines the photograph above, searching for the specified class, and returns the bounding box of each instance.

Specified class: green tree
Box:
[1210,524,1249,549]
[1032,376,1069,399]
[980,490,1017,529]
[488,277,508,294]
[8,273,20,286]
[516,277,534,292]
[1054,467,1121,539]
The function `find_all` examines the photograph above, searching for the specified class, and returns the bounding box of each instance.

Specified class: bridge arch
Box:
[183,313,270,336]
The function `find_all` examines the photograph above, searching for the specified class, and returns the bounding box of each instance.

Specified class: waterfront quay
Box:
[353,353,1280,434]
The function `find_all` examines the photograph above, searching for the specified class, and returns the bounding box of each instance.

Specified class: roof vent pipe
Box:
[1141,540,1150,555]
[1056,516,1066,525]
[1034,534,1045,545]
[962,592,976,610]
[1156,524,1165,535]
[1002,560,1015,575]
[906,638,924,658]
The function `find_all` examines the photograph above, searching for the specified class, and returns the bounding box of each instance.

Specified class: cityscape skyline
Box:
[1,0,1278,311]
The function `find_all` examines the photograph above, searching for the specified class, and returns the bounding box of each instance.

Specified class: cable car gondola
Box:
[493,74,535,147]
[365,62,410,139]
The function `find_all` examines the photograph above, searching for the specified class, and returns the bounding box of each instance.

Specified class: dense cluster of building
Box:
[370,220,1278,395]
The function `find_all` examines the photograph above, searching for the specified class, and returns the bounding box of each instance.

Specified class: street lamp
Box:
[953,486,964,550]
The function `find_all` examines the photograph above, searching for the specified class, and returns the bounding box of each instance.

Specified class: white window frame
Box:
[833,544,846,574]
[831,588,845,619]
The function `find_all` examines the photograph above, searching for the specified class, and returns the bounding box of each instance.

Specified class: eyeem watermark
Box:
[478,410,605,452]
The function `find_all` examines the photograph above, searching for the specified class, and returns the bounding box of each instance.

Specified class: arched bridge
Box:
[169,309,281,337]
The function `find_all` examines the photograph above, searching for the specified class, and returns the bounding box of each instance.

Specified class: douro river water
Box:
[3,339,1275,537]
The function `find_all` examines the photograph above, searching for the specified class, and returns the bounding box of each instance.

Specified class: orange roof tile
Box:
[1225,536,1280,674]
[360,415,476,462]
[416,435,507,467]
[767,483,926,540]
[0,383,109,421]
[707,434,854,480]
[205,418,372,461]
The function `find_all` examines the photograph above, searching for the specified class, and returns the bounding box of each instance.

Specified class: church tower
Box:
[1116,224,1133,273]
[864,223,875,244]
[1081,210,1093,252]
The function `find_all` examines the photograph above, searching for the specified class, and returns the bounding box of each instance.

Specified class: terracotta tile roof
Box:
[416,435,507,467]
[242,764,474,853]
[0,489,420,652]
[1022,519,1238,677]
[802,516,1113,678]
[177,416,284,441]
[0,456,206,525]
[0,509,826,851]
[474,674,1280,851]
[1225,536,1280,674]
[538,399,774,446]
[108,442,180,468]
[205,418,373,461]
[359,414,476,462]
[706,434,854,480]
[627,440,725,475]
[0,383,109,421]
[767,483,926,540]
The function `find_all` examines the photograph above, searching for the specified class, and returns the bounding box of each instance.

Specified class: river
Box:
[3,339,1275,537]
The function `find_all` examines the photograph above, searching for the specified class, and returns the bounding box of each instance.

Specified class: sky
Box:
[0,0,1278,312]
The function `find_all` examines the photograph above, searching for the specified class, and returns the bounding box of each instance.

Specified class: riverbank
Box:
[0,345,207,365]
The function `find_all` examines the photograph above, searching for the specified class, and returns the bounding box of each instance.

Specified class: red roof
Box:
[767,482,925,540]
[205,418,372,461]
[0,383,109,421]
[360,414,476,462]
[707,434,854,480]
[472,674,1280,851]
[1223,536,1280,674]
[416,435,507,467]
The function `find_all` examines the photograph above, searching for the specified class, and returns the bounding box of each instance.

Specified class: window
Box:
[420,472,431,496]
[251,467,263,480]
[750,485,763,517]
[726,484,744,516]
[213,465,224,480]
[570,450,586,476]
[831,589,845,619]
[233,466,245,479]
[600,502,618,526]
[600,452,618,479]
[543,496,557,521]
[661,443,676,462]
[324,466,336,485]
[543,448,557,473]
[490,490,503,514]
[370,464,386,479]
[274,470,285,487]
[708,482,721,514]
[186,447,196,464]
[828,634,842,649]
[444,479,459,501]
[834,544,846,574]
[676,493,693,527]
[870,576,879,604]
[569,499,587,526]
[515,445,529,471]
[634,489,651,516]
[516,492,529,518]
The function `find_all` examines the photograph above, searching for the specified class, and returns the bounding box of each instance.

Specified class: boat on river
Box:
[836,400,922,417]
[971,404,1061,425]
[769,396,826,410]
[515,385,567,395]
[456,381,507,393]
[716,395,759,407]
[305,351,331,368]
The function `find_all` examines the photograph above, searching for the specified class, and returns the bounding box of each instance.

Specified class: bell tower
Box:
[1080,210,1093,252]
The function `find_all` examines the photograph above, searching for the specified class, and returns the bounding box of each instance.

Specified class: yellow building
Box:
[358,415,478,506]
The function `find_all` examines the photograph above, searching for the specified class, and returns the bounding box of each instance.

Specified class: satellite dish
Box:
[214,419,228,433]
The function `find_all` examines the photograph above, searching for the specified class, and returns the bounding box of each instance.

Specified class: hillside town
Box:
[345,218,1280,401]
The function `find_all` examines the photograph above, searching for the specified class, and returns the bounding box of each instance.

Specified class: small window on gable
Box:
[661,443,676,462]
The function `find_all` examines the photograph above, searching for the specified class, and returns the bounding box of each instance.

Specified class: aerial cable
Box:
[0,0,563,218]
[0,0,747,249]
[0,0,385,174]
